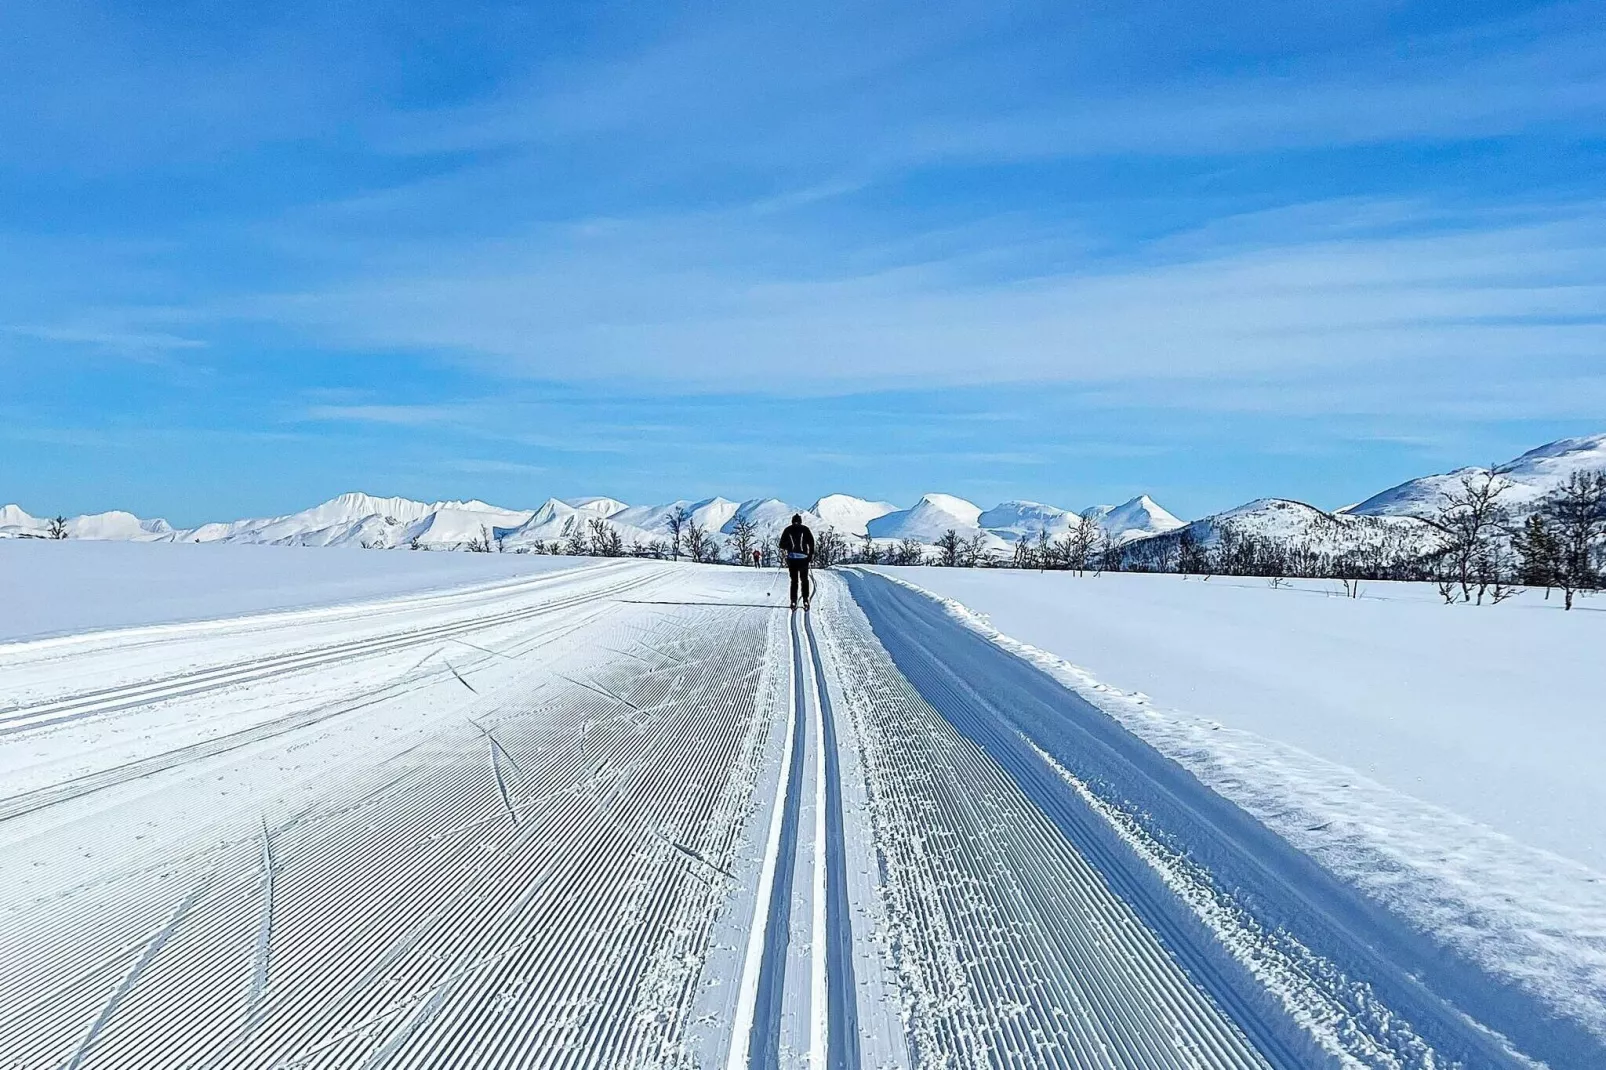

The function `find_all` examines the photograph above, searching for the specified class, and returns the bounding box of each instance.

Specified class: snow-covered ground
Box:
[0,539,591,642]
[864,566,1606,1055]
[864,567,1606,866]
[5,550,1596,1067]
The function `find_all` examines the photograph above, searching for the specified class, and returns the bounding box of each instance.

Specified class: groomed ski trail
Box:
[0,564,1539,1069]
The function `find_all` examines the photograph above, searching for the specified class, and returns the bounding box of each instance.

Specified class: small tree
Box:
[588,517,624,557]
[729,517,758,566]
[664,506,690,561]
[564,520,590,557]
[816,527,846,568]
[935,529,962,567]
[465,525,493,553]
[1067,516,1097,576]
[684,519,711,563]
[1539,470,1606,610]
[1513,513,1559,596]
[890,537,924,566]
[1436,470,1512,603]
[960,532,991,568]
[857,531,881,565]
[47,516,69,539]
[1011,537,1034,570]
[1177,529,1211,575]
[1034,529,1053,570]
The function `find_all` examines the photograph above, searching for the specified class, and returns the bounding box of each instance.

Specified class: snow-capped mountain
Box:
[868,494,1010,550]
[1345,433,1606,519]
[606,497,741,538]
[1121,498,1443,570]
[977,501,1077,540]
[0,506,176,541]
[170,493,533,550]
[565,496,629,517]
[810,495,898,537]
[503,498,650,549]
[0,487,1187,555]
[724,498,822,542]
[1085,495,1184,543]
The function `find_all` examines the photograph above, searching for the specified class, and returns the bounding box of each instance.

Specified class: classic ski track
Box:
[1,566,1479,1069]
[804,612,861,1070]
[0,580,785,1070]
[0,587,640,823]
[0,567,659,737]
[821,575,1277,1070]
[732,611,808,1070]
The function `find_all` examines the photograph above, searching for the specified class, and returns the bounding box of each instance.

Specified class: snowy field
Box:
[2,549,1598,1068]
[0,540,591,642]
[864,568,1606,867]
[865,566,1606,1059]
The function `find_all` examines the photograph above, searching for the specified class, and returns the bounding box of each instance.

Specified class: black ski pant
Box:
[787,560,811,605]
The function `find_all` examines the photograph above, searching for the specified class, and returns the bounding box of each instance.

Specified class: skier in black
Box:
[778,513,815,610]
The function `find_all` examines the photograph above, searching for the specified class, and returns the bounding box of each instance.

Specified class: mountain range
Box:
[5,433,1602,560]
[0,489,1180,553]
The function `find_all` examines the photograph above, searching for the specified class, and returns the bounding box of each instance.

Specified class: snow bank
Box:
[0,539,591,642]
[864,566,1606,1043]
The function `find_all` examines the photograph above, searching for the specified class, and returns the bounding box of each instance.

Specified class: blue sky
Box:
[3,0,1603,526]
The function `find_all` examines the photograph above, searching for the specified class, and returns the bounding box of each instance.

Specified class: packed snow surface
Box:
[866,567,1606,865]
[0,539,590,642]
[0,553,1584,1067]
[0,563,1311,1069]
[866,565,1606,1051]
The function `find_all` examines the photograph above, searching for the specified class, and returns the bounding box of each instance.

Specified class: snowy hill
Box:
[1345,433,1606,519]
[565,496,629,517]
[868,494,1011,551]
[1122,497,1442,571]
[8,485,1195,558]
[0,505,176,541]
[810,495,898,537]
[1085,495,1184,543]
[66,511,177,540]
[3,489,1184,555]
[725,498,821,542]
[977,501,1077,540]
[502,498,652,549]
[171,493,535,551]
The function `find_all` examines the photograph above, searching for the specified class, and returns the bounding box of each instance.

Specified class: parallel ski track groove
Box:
[803,613,861,1070]
[0,597,628,824]
[830,578,1274,1070]
[1,591,781,1070]
[0,569,658,738]
[742,610,809,1070]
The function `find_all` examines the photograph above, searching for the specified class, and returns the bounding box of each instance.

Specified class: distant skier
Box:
[778,513,815,610]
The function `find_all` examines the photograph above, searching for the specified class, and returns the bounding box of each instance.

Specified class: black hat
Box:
[792,513,802,524]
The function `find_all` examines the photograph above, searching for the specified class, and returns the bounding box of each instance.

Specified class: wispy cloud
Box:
[5,324,206,353]
[237,199,1606,414]
[300,403,469,426]
[440,458,548,476]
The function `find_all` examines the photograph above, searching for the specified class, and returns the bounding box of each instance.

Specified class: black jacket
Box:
[778,523,815,561]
